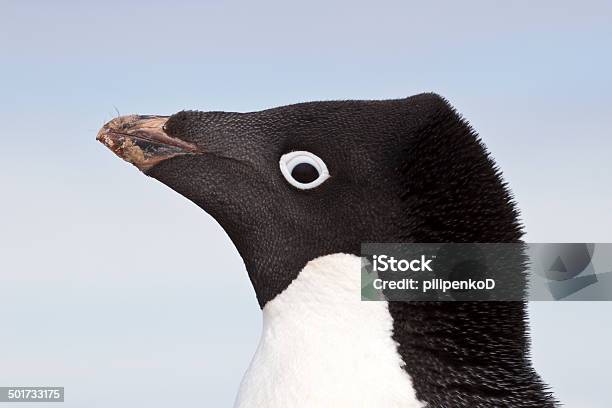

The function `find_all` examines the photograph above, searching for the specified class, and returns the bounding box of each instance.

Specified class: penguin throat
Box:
[234,253,425,408]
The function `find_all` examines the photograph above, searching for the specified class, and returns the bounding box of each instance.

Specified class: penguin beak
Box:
[97,115,202,171]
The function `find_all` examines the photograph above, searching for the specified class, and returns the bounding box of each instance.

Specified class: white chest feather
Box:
[234,253,424,408]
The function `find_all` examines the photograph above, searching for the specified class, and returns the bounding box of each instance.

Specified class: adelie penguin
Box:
[97,93,557,407]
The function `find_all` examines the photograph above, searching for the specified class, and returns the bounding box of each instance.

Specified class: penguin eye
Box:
[279,151,330,190]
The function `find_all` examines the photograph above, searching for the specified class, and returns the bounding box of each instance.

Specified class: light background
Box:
[1,0,611,406]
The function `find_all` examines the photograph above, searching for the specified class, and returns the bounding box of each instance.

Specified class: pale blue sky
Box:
[1,1,611,407]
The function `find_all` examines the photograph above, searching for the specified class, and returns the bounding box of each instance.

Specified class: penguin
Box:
[97,93,557,407]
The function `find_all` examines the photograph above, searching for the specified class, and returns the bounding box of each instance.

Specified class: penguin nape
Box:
[97,93,557,408]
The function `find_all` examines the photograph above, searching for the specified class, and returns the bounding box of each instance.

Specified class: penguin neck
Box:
[235,253,425,408]
[386,295,554,406]
[237,252,554,407]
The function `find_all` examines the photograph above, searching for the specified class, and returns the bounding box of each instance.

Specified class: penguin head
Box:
[97,93,521,306]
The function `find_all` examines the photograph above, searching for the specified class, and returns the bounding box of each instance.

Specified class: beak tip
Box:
[96,115,196,172]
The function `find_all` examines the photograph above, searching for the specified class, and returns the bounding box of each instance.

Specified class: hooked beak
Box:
[96,115,201,171]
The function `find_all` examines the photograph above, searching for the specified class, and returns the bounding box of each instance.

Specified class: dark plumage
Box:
[98,93,556,407]
[388,101,555,406]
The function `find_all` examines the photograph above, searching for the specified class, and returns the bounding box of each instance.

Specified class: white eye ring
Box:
[279,151,330,190]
